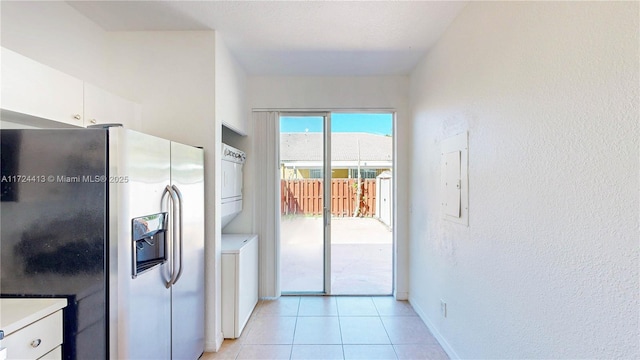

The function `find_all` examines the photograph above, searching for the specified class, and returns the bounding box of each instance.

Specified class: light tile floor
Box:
[281,217,393,295]
[201,296,449,360]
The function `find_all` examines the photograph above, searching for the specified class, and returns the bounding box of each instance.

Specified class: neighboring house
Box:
[280,132,392,179]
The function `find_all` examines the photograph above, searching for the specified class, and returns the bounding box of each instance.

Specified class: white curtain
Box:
[252,111,281,298]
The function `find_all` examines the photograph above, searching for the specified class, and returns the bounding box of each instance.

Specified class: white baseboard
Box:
[205,331,224,352]
[216,331,224,351]
[204,341,216,352]
[394,291,409,300]
[409,296,460,360]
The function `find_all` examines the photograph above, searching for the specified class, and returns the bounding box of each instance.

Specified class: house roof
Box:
[280,132,392,163]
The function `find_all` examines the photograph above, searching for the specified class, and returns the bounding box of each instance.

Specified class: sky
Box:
[280,113,393,136]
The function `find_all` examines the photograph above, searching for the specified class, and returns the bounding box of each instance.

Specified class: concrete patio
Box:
[280,216,392,295]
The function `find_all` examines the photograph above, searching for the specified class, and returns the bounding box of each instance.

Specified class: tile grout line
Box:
[289,296,301,359]
[225,296,439,360]
[372,296,399,359]
[335,296,344,359]
[236,300,264,360]
[337,296,345,359]
[379,313,401,360]
[235,299,259,359]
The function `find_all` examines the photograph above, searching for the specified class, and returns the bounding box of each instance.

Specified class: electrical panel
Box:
[441,132,468,225]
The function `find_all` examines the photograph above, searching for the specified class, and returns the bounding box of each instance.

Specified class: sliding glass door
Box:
[280,112,393,295]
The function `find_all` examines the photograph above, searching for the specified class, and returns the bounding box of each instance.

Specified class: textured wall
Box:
[408,2,639,358]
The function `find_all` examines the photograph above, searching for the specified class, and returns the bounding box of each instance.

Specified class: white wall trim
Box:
[222,122,247,137]
[409,296,460,360]
[205,331,224,353]
[252,107,395,112]
[394,291,408,301]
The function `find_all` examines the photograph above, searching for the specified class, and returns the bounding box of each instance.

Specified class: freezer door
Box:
[1,129,108,360]
[109,128,172,359]
[170,141,205,359]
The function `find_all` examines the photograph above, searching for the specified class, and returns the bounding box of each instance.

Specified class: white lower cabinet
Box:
[221,234,259,339]
[0,299,66,360]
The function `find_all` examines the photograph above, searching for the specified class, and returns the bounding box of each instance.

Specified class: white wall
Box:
[1,1,109,91]
[408,2,639,359]
[250,76,408,111]
[105,32,215,147]
[248,76,411,299]
[216,35,248,136]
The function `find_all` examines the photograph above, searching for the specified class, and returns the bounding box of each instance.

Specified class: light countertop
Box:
[0,298,67,338]
[221,234,258,253]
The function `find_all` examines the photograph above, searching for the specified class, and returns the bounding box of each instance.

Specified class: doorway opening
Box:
[279,112,394,295]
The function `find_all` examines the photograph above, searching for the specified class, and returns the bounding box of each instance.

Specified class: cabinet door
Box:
[1,47,84,127]
[221,253,237,338]
[84,83,140,130]
[237,237,258,335]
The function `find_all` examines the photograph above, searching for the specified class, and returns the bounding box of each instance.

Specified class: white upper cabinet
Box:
[84,83,140,130]
[1,47,84,127]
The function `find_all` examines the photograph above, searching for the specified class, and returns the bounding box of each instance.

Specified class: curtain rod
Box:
[251,108,396,113]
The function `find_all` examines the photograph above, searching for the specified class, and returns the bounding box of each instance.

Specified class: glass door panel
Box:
[330,113,393,295]
[280,115,327,293]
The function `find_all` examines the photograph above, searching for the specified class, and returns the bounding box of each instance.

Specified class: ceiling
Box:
[68,1,467,76]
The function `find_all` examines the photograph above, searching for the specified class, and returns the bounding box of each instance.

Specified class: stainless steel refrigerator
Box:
[0,127,205,359]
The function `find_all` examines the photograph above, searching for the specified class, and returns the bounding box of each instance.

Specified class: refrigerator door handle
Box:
[162,185,180,288]
[160,186,173,284]
[171,185,185,285]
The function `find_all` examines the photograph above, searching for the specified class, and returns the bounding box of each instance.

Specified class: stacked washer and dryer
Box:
[220,143,259,339]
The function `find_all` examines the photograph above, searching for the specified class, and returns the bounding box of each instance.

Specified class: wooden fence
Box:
[281,179,376,217]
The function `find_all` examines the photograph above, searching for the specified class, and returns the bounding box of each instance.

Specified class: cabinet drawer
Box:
[3,311,62,360]
[39,346,61,360]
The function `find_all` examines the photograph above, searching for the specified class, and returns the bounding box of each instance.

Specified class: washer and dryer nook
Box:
[221,143,246,230]
[220,142,259,340]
